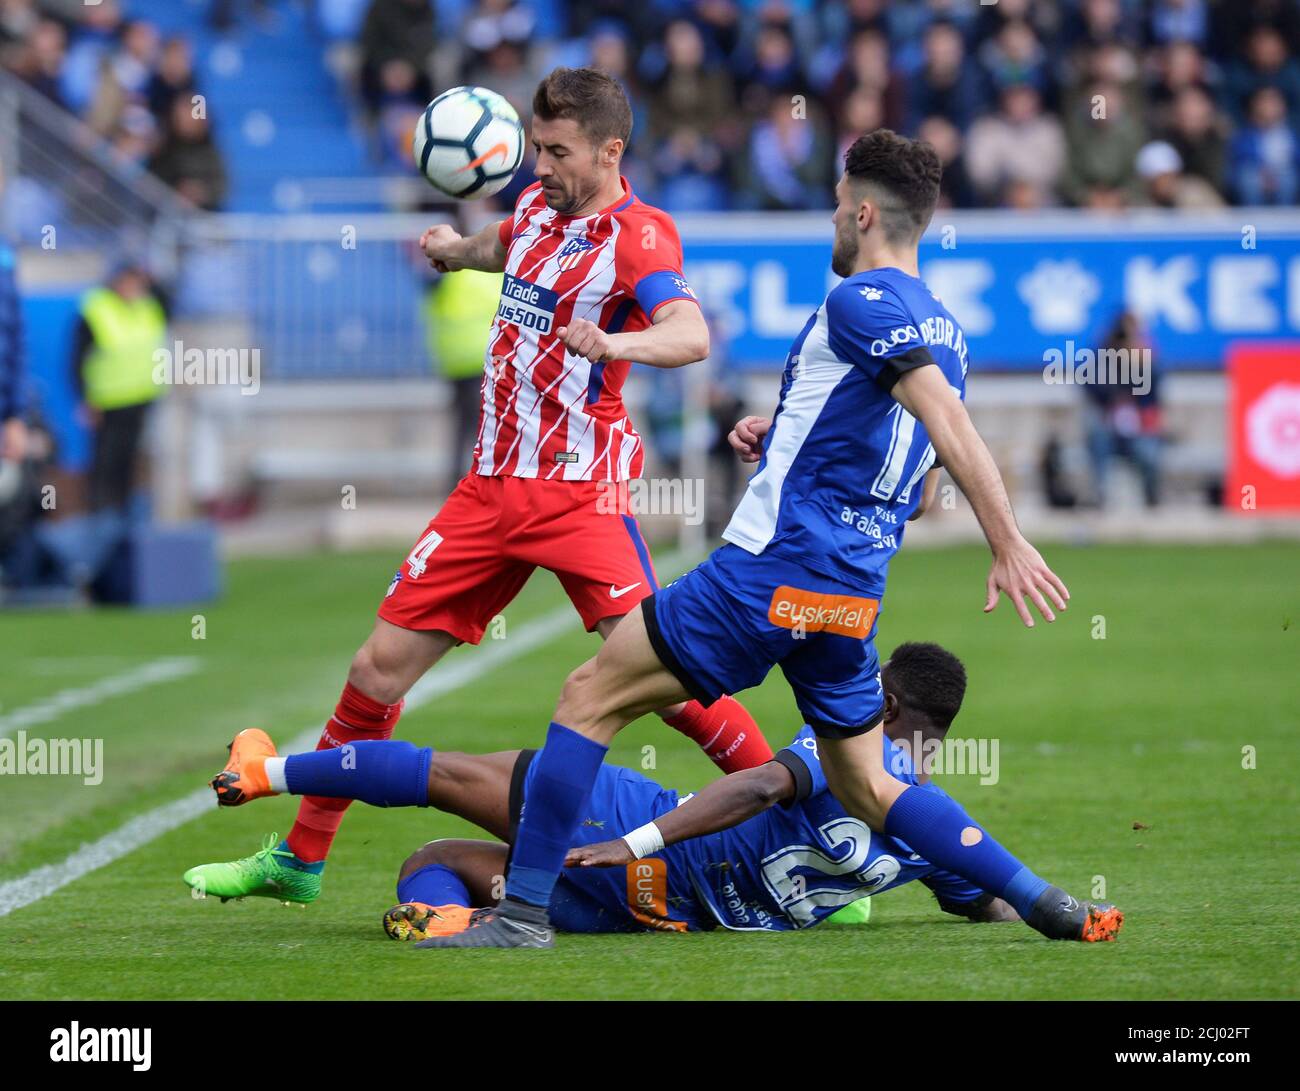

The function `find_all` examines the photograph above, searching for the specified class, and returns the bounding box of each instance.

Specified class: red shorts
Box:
[377,474,659,644]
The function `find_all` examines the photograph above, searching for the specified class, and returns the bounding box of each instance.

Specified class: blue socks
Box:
[283,740,432,808]
[275,841,324,874]
[506,722,608,908]
[884,785,1050,919]
[397,864,470,908]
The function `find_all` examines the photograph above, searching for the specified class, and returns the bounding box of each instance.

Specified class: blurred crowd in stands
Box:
[0,0,226,208]
[3,0,1299,213]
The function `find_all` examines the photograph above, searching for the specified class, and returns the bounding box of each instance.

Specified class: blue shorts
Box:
[507,752,709,934]
[643,544,886,739]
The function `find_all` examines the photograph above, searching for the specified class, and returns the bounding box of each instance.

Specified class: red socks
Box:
[663,696,773,774]
[285,682,403,863]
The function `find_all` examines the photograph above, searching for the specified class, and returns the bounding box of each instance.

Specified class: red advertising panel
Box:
[1227,344,1300,513]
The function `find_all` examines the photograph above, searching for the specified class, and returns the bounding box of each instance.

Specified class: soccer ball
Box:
[412,86,525,200]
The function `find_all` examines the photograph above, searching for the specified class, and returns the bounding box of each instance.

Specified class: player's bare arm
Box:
[420,220,507,274]
[557,299,708,367]
[564,761,796,868]
[890,364,1069,627]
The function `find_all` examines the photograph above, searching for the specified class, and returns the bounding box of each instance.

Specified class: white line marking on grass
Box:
[0,601,592,919]
[0,657,201,739]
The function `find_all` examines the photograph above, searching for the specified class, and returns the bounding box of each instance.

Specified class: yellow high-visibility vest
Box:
[80,288,167,410]
[424,269,503,380]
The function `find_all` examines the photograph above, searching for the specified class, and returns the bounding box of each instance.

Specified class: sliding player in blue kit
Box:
[199,643,1029,936]
[417,129,1122,948]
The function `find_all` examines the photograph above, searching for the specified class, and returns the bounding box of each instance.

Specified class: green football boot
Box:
[182,833,322,905]
[826,896,873,925]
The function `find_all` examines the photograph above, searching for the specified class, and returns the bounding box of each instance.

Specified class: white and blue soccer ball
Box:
[412,85,525,200]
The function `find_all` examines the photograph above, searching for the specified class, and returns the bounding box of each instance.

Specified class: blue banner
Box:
[677,211,1300,371]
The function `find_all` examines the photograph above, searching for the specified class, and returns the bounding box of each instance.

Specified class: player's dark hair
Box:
[533,67,633,151]
[843,129,942,244]
[882,642,967,731]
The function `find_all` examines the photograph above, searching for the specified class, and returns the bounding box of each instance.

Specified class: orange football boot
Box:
[1080,904,1125,942]
[210,728,278,806]
[383,902,479,942]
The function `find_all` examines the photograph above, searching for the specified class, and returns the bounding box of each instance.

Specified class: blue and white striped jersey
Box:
[722,266,970,595]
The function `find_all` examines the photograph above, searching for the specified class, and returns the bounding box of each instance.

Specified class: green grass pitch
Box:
[0,542,1295,1000]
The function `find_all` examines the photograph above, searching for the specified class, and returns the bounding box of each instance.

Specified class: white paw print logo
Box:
[860,286,883,301]
[1017,260,1101,333]
[1246,382,1300,478]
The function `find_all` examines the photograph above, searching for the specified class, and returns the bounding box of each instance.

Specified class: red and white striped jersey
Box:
[472,177,698,481]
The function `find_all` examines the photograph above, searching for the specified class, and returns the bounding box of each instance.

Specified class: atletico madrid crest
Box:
[556,237,594,271]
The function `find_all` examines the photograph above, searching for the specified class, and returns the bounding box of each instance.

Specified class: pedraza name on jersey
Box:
[869,314,969,368]
[497,273,558,334]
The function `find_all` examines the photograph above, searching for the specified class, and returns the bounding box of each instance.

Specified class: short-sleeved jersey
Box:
[663,726,985,930]
[473,178,697,481]
[722,267,970,595]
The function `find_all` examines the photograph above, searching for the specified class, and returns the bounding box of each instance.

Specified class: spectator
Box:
[359,0,436,118]
[1230,86,1299,205]
[1149,39,1215,119]
[72,264,167,514]
[973,0,1062,52]
[741,19,805,99]
[1083,312,1163,509]
[58,0,123,114]
[147,36,198,121]
[1062,82,1146,208]
[1163,85,1228,195]
[147,93,228,210]
[917,115,975,209]
[462,0,534,55]
[823,28,903,131]
[646,20,737,148]
[904,20,986,134]
[86,18,160,137]
[978,18,1051,102]
[1149,0,1210,48]
[738,93,834,211]
[1224,24,1300,123]
[965,83,1066,206]
[460,4,537,112]
[0,0,38,52]
[836,86,884,168]
[1067,0,1143,51]
[1135,139,1223,209]
[373,59,427,169]
[6,17,65,105]
[1210,0,1300,64]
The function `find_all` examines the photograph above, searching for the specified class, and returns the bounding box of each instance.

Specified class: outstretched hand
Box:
[985,538,1070,627]
[564,838,634,868]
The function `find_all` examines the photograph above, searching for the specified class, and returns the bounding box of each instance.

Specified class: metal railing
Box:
[0,69,188,269]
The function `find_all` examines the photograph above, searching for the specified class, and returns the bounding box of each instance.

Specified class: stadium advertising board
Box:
[678,211,1300,371]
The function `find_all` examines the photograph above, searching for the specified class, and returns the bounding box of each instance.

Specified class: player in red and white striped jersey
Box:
[179,68,773,905]
[475,178,691,481]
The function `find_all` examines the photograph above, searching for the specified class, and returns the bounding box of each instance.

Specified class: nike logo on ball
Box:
[609,582,642,599]
[458,142,510,171]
